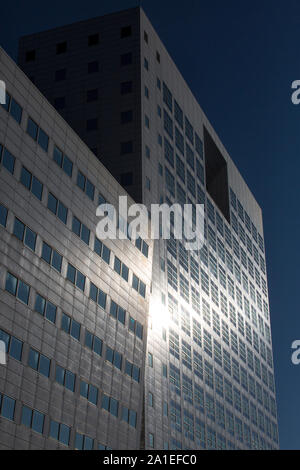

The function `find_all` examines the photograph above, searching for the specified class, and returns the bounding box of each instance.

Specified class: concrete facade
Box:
[0,46,153,449]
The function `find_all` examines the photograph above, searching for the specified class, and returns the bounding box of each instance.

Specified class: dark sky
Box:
[1,0,300,450]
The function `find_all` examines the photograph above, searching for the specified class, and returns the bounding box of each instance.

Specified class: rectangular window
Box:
[47,193,68,224]
[76,170,95,201]
[34,293,57,323]
[41,241,62,272]
[94,237,111,264]
[0,394,16,421]
[13,217,37,251]
[26,117,49,152]
[53,146,73,177]
[28,348,51,377]
[21,406,45,434]
[66,263,86,292]
[49,420,70,446]
[0,145,15,174]
[72,216,90,245]
[61,313,81,341]
[109,300,126,325]
[5,272,30,304]
[0,328,23,361]
[89,282,107,310]
[20,166,43,200]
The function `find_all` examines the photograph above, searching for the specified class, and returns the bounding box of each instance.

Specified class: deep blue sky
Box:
[1,0,299,450]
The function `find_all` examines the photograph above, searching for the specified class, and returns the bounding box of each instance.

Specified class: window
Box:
[47,193,68,224]
[0,329,23,361]
[86,89,98,102]
[144,31,149,43]
[0,394,15,421]
[163,82,173,112]
[114,256,129,281]
[88,61,99,73]
[34,293,57,323]
[105,347,122,370]
[145,86,149,99]
[55,365,76,392]
[26,117,49,151]
[146,176,151,191]
[94,237,111,264]
[13,217,37,251]
[89,282,107,310]
[148,392,154,407]
[54,96,65,110]
[125,360,140,383]
[20,166,43,200]
[156,51,161,63]
[53,146,73,177]
[88,33,99,46]
[120,141,133,155]
[148,352,153,367]
[21,406,45,434]
[25,50,35,62]
[0,145,15,174]
[86,118,98,131]
[61,313,81,341]
[121,110,133,124]
[41,242,62,272]
[56,41,67,54]
[109,300,126,324]
[55,69,66,81]
[66,263,86,292]
[121,81,132,94]
[72,216,90,245]
[1,92,23,124]
[129,317,143,340]
[85,331,103,356]
[144,57,149,70]
[145,114,150,128]
[101,394,119,417]
[80,380,98,405]
[121,26,132,38]
[120,172,133,186]
[28,348,51,377]
[5,272,30,304]
[132,274,146,298]
[49,420,70,446]
[75,433,94,450]
[76,170,95,200]
[120,53,132,66]
[149,433,154,448]
[122,407,137,428]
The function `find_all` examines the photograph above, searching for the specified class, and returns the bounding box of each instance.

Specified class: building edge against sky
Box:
[0,6,279,449]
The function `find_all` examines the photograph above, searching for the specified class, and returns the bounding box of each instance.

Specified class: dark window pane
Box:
[67,264,76,284]
[9,337,23,361]
[114,257,121,275]
[136,322,143,340]
[132,365,140,383]
[52,250,62,272]
[101,394,109,411]
[32,410,44,434]
[72,216,81,237]
[121,81,132,95]
[77,171,85,191]
[5,273,17,296]
[129,317,135,332]
[86,180,95,200]
[31,176,43,200]
[39,355,50,377]
[53,147,63,166]
[27,118,38,140]
[139,281,146,298]
[121,26,132,38]
[63,155,73,176]
[121,264,129,282]
[59,424,70,446]
[10,99,22,124]
[84,437,94,450]
[129,410,137,428]
[110,398,119,417]
[28,348,39,370]
[41,242,52,264]
[0,204,8,227]
[65,370,75,391]
[114,351,122,370]
[88,34,99,46]
[2,149,15,174]
[89,283,98,302]
[35,294,45,315]
[48,193,58,215]
[85,331,93,349]
[102,245,111,264]
[93,337,102,356]
[132,274,139,291]
[81,224,90,245]
[21,406,32,427]
[56,41,67,54]
[88,61,99,73]
[50,420,59,440]
[45,301,57,324]
[76,271,85,291]
[24,227,36,251]
[80,380,89,398]
[55,365,65,385]
[106,347,113,363]
[142,242,149,257]
[26,50,36,62]
[71,320,81,340]
[17,280,30,304]
[38,129,49,152]
[89,385,98,405]
[125,361,132,376]
[122,407,129,422]
[98,290,106,310]
[118,307,126,325]
[58,202,68,224]
[75,433,83,450]
[61,313,70,333]
[13,218,25,241]
[110,300,117,318]
[20,167,31,189]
